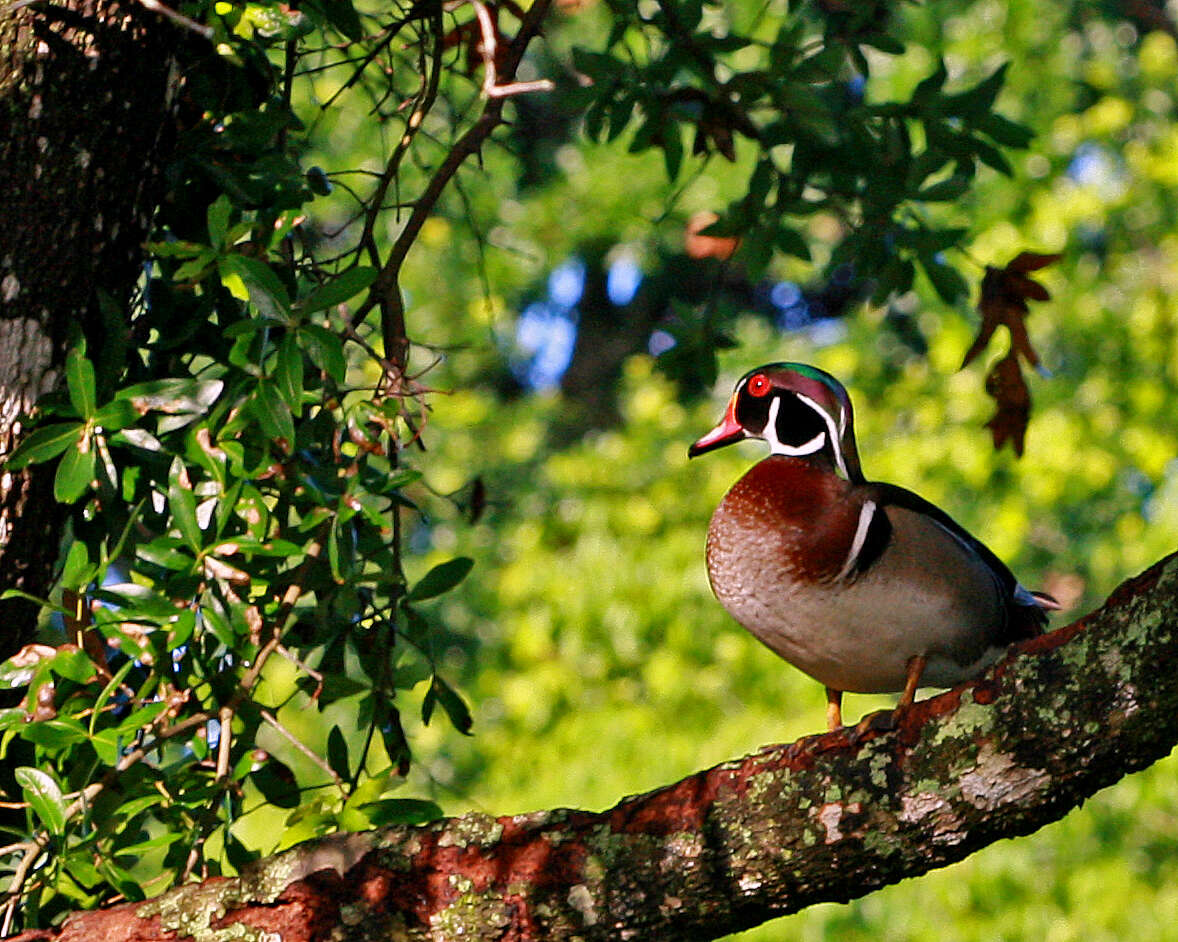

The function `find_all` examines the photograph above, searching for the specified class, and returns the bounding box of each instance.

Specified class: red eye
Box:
[747,374,771,397]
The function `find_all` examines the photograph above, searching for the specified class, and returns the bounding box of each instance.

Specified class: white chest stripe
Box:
[764,395,827,457]
[834,499,878,582]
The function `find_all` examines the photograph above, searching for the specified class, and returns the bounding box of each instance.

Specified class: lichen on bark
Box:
[12,553,1178,942]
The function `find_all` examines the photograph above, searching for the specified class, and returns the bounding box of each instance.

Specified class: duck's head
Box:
[688,362,865,483]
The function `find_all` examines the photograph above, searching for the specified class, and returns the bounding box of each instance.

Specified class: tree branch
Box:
[13,551,1178,942]
[356,0,555,372]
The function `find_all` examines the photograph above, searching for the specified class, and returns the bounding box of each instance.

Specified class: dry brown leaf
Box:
[984,352,1031,456]
[962,252,1060,370]
[963,251,1060,456]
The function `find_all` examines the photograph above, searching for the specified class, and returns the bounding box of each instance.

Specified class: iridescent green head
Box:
[688,362,864,482]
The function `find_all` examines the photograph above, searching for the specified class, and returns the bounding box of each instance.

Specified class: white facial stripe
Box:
[835,499,877,582]
[777,433,827,456]
[762,395,784,451]
[764,395,828,456]
[795,391,847,478]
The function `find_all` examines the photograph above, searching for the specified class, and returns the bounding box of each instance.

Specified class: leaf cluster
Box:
[0,7,480,923]
[566,1,1033,382]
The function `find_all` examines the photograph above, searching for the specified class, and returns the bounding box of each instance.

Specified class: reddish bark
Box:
[12,551,1178,942]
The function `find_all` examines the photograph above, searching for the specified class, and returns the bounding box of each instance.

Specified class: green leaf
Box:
[919,254,970,303]
[117,377,224,415]
[970,135,1014,176]
[274,334,304,412]
[138,538,197,572]
[168,458,203,551]
[0,707,26,731]
[253,380,295,444]
[90,659,134,734]
[661,121,684,181]
[917,174,971,202]
[146,239,209,258]
[55,437,95,502]
[66,348,98,418]
[572,47,625,82]
[860,32,905,55]
[912,59,949,107]
[92,398,140,432]
[114,701,170,737]
[376,702,411,773]
[4,422,84,469]
[774,226,812,260]
[298,267,377,314]
[15,766,67,835]
[110,792,166,822]
[90,727,122,764]
[421,675,472,735]
[97,857,145,901]
[407,557,474,602]
[735,228,773,277]
[250,760,301,808]
[318,0,362,39]
[113,831,185,858]
[326,725,350,780]
[218,254,292,320]
[0,647,47,689]
[299,323,347,383]
[172,250,217,283]
[201,604,236,646]
[942,62,1009,118]
[358,797,443,827]
[48,646,95,683]
[976,112,1035,149]
[21,717,88,749]
[584,98,608,142]
[207,195,233,248]
[601,94,632,144]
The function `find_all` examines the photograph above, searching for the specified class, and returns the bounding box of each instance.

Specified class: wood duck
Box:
[689,362,1057,732]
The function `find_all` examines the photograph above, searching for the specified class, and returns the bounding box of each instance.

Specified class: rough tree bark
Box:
[0,0,182,656]
[10,550,1178,942]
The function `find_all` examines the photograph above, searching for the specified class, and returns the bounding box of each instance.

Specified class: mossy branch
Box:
[12,551,1178,942]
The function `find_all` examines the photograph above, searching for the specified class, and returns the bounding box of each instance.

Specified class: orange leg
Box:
[825,687,843,731]
[898,653,928,710]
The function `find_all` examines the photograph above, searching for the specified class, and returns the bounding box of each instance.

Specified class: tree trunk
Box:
[13,550,1178,942]
[0,0,181,655]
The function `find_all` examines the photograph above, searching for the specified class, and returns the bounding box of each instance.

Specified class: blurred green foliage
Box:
[3,0,1178,935]
[364,3,1177,940]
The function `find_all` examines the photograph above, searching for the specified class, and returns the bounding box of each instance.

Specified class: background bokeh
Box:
[260,1,1178,937]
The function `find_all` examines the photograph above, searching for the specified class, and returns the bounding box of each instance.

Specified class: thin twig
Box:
[353,3,448,372]
[215,705,234,780]
[354,0,555,360]
[472,0,554,98]
[260,709,349,795]
[137,0,213,39]
[2,842,45,934]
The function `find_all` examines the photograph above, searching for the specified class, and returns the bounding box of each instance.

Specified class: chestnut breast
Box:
[703,456,1013,693]
[705,455,864,591]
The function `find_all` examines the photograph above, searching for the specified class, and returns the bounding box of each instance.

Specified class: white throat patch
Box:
[763,395,827,458]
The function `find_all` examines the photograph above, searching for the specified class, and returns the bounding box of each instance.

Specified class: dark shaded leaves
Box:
[407,557,475,602]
